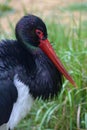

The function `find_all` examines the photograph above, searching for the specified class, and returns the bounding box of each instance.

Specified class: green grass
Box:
[0,1,15,17]
[0,4,14,17]
[65,2,87,11]
[0,12,87,130]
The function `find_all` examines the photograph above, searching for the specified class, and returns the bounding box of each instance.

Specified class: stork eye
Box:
[36,29,44,39]
[36,30,41,35]
[36,29,42,35]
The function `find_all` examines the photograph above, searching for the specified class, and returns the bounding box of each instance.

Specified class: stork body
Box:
[0,15,76,130]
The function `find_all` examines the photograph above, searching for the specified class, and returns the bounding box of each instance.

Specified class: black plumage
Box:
[0,14,63,128]
[0,40,62,100]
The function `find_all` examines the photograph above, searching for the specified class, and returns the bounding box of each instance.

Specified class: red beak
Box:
[39,39,77,88]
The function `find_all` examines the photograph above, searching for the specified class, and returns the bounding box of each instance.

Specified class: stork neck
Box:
[17,40,37,75]
[23,40,39,55]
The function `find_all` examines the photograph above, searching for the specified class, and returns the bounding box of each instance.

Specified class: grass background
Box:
[0,0,87,130]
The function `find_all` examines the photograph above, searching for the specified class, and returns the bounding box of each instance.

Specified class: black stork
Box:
[0,14,77,130]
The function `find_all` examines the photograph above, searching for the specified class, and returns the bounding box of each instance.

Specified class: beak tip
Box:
[74,83,78,88]
[71,81,78,88]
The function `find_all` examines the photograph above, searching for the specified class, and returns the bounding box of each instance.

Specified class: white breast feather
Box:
[0,124,8,130]
[7,75,33,129]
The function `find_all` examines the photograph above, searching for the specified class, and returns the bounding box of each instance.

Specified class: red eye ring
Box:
[36,29,44,39]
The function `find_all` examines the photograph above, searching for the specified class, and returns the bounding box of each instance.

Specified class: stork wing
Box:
[0,80,17,126]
